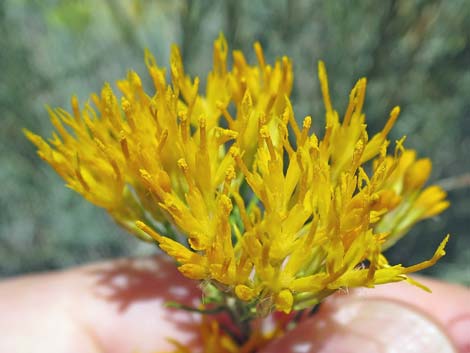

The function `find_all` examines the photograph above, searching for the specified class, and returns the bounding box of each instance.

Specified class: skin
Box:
[0,256,469,353]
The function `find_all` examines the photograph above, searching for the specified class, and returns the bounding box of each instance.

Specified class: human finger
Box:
[0,256,201,353]
[261,278,469,353]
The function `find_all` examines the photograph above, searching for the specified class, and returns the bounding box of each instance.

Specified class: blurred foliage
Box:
[1,0,468,284]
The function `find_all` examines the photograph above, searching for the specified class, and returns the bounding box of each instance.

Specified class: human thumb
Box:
[261,297,457,353]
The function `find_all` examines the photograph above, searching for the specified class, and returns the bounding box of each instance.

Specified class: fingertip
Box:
[350,277,470,352]
[261,298,457,353]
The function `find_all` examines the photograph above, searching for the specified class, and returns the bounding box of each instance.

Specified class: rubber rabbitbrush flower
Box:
[26,34,450,351]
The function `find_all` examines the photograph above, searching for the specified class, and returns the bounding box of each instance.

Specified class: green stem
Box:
[223,296,255,345]
[308,303,321,317]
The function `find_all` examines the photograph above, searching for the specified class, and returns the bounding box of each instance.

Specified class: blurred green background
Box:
[1,0,469,284]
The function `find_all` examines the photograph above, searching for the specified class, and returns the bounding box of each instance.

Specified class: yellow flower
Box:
[26,34,449,315]
[160,315,283,353]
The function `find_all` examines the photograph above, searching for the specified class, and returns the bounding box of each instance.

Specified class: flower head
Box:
[26,34,449,315]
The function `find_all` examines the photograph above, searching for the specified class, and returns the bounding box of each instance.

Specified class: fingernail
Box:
[262,298,457,353]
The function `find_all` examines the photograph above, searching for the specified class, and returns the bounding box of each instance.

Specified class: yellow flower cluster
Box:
[26,35,449,315]
[161,316,282,353]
